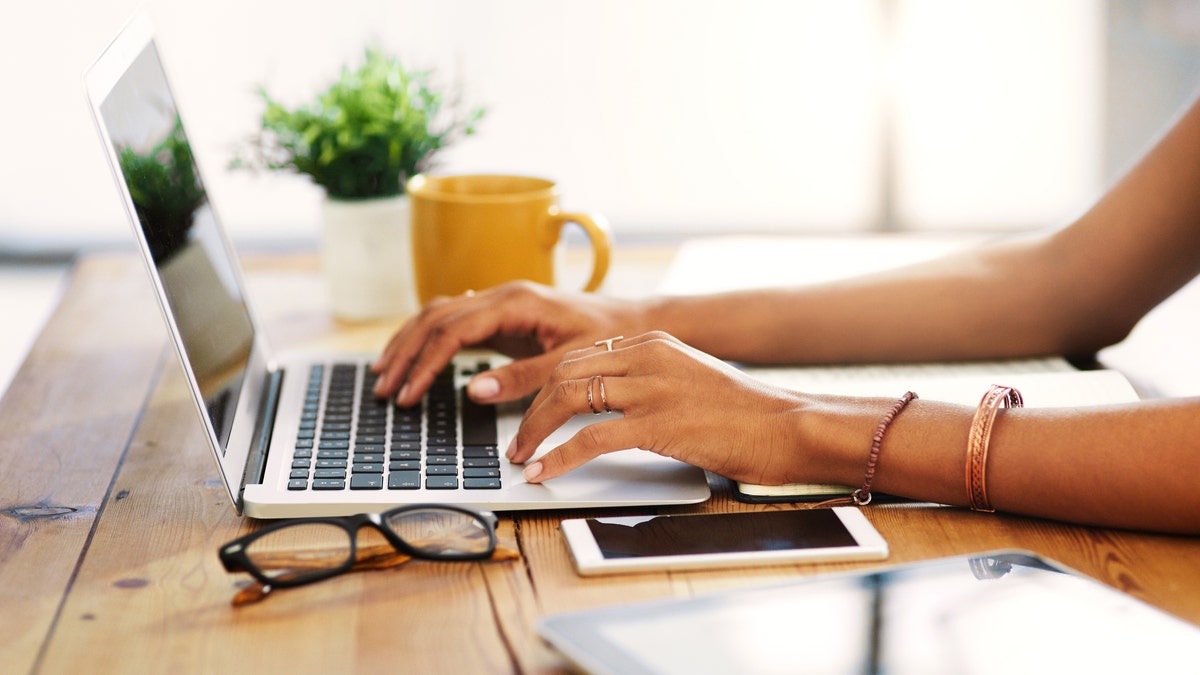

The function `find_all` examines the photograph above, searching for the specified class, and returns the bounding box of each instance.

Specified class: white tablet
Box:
[560,507,888,576]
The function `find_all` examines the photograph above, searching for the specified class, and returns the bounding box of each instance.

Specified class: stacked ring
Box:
[586,375,612,414]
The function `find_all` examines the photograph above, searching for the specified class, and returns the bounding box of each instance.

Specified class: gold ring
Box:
[597,375,611,413]
[587,375,603,414]
[594,336,624,352]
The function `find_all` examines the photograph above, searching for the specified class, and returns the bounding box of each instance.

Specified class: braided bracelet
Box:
[966,384,1023,512]
[852,391,918,506]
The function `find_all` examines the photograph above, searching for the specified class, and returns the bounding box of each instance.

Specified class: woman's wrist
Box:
[783,394,894,487]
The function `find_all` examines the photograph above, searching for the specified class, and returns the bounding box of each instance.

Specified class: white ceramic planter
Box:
[320,195,418,320]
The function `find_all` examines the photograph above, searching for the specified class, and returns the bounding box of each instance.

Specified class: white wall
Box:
[1,0,1109,251]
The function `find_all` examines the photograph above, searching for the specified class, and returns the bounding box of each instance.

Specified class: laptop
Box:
[83,12,710,518]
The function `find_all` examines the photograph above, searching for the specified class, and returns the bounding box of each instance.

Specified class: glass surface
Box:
[543,552,1200,675]
[98,42,255,456]
[586,510,857,559]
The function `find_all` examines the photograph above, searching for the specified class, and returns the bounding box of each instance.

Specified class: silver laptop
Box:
[83,13,709,518]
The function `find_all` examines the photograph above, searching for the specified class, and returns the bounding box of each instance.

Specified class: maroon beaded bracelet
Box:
[852,391,919,506]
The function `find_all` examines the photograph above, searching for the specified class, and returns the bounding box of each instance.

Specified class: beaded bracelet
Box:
[851,391,919,506]
[966,385,1023,512]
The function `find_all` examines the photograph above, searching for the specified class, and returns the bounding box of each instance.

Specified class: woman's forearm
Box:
[796,393,1200,534]
[643,237,1093,364]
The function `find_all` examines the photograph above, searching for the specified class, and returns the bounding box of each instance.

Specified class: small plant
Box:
[234,47,483,200]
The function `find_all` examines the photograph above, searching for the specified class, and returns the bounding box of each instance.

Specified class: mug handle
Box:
[549,209,612,292]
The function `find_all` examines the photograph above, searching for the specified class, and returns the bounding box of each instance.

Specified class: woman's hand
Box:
[507,331,813,485]
[372,281,647,407]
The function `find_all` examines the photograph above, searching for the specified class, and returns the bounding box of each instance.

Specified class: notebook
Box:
[83,12,710,519]
[538,550,1200,674]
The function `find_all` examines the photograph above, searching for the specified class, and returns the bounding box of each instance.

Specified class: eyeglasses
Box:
[219,504,515,605]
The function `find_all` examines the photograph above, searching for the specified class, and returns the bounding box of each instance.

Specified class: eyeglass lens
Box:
[242,521,355,583]
[383,507,492,557]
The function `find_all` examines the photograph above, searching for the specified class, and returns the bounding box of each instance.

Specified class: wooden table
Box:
[4,245,1199,674]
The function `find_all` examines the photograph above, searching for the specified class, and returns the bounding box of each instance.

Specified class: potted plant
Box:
[236,46,483,319]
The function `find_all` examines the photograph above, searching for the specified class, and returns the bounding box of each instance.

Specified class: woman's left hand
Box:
[506,331,812,485]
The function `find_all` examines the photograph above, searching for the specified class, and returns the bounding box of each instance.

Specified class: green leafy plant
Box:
[235,46,484,200]
[119,115,207,262]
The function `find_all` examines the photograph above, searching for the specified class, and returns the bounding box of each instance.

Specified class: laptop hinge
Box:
[241,369,284,498]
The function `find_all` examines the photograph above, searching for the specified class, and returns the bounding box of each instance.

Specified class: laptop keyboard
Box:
[287,362,501,491]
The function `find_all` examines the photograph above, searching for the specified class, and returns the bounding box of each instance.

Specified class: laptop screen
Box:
[98,40,255,456]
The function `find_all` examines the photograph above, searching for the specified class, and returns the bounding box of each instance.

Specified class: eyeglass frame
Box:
[218,504,499,589]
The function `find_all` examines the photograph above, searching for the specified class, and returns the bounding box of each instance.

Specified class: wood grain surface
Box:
[3,247,1197,675]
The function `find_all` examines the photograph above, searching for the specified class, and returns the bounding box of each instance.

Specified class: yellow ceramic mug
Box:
[407,174,611,303]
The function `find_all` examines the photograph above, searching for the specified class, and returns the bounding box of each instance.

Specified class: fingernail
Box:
[372,375,387,396]
[468,375,500,401]
[523,462,543,482]
[505,438,517,460]
[396,383,411,405]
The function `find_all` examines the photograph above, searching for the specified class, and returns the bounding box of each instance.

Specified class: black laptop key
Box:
[425,476,460,490]
[388,471,421,489]
[314,468,346,479]
[463,446,498,458]
[312,479,345,490]
[350,474,384,490]
[461,394,498,446]
[426,465,457,476]
[288,479,309,490]
[464,458,500,468]
[464,468,500,478]
[352,463,384,474]
[464,478,502,490]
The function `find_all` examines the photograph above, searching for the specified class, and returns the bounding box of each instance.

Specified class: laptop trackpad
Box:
[497,412,711,505]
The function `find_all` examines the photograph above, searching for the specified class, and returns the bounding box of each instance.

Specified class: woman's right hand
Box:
[371,281,649,408]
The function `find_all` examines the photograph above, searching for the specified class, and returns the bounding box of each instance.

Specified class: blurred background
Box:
[2,0,1200,392]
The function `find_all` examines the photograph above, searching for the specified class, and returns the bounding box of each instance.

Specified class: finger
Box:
[528,331,672,410]
[379,292,525,407]
[558,330,664,362]
[524,343,639,412]
[509,374,629,463]
[465,351,563,403]
[522,418,647,483]
[371,294,473,396]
